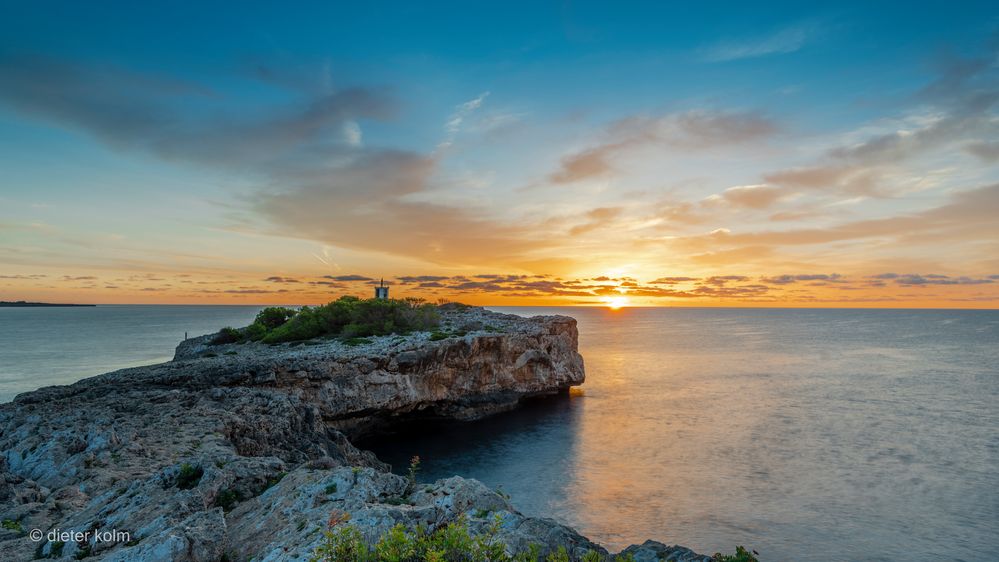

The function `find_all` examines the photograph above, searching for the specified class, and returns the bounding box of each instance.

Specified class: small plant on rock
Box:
[1,519,24,533]
[406,455,421,492]
[215,489,240,511]
[175,462,203,490]
[713,546,759,562]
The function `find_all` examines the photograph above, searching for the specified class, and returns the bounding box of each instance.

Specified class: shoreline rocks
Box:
[0,307,713,561]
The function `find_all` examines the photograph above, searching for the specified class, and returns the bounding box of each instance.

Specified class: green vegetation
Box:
[215,489,241,511]
[255,306,298,329]
[406,455,421,493]
[344,337,374,347]
[175,462,203,490]
[429,328,468,341]
[210,297,441,346]
[1,518,24,533]
[264,471,288,490]
[211,327,243,345]
[324,483,338,495]
[713,547,759,562]
[309,514,641,562]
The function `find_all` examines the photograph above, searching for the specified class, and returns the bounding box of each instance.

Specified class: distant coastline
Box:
[0,301,96,307]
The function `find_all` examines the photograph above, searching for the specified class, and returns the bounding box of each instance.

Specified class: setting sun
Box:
[602,296,630,309]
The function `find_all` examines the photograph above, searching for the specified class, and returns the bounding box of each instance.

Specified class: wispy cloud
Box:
[701,22,820,62]
[438,91,490,150]
[549,109,777,183]
[0,53,394,168]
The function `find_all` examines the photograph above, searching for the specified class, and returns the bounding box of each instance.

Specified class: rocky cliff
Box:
[0,307,712,561]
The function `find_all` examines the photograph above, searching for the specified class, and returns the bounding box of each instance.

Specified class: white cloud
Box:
[702,22,819,62]
[438,91,491,150]
[343,120,362,147]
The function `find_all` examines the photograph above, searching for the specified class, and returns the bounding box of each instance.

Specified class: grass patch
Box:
[343,337,373,347]
[175,463,203,490]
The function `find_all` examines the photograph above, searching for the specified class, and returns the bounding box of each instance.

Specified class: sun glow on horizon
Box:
[602,295,630,309]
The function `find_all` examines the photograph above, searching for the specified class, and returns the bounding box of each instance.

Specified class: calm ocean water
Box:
[1,306,997,560]
[0,305,265,402]
[369,307,999,562]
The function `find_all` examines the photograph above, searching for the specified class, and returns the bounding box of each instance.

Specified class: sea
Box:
[1,305,997,561]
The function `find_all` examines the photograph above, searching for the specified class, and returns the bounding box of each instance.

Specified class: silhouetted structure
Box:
[375,278,389,299]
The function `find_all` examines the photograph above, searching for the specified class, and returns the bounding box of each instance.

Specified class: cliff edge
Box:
[0,307,712,561]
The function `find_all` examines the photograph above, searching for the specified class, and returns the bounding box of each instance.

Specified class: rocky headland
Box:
[1,306,714,561]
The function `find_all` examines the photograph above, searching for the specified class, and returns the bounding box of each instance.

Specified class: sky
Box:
[1,1,998,307]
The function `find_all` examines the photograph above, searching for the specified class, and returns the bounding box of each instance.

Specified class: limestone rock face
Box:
[0,307,710,561]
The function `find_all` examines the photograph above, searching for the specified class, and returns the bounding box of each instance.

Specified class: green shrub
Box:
[375,524,416,561]
[312,523,369,561]
[211,327,243,345]
[212,297,446,346]
[244,322,268,341]
[264,297,440,344]
[546,546,570,562]
[1,519,23,533]
[255,306,298,329]
[263,306,326,343]
[175,463,203,490]
[309,514,560,562]
[713,547,759,562]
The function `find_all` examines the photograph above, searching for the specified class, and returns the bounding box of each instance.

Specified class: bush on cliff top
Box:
[255,306,298,329]
[211,296,441,345]
[211,327,243,345]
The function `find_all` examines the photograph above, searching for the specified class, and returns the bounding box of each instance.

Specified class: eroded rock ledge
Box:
[0,307,711,561]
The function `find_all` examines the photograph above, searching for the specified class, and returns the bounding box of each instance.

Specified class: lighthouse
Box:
[374,278,389,299]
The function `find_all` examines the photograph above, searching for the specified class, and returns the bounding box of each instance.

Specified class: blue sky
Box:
[1,2,997,306]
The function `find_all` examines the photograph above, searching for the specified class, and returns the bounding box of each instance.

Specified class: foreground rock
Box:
[0,307,711,561]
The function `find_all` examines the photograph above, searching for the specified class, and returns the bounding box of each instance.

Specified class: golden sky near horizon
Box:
[1,7,998,308]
